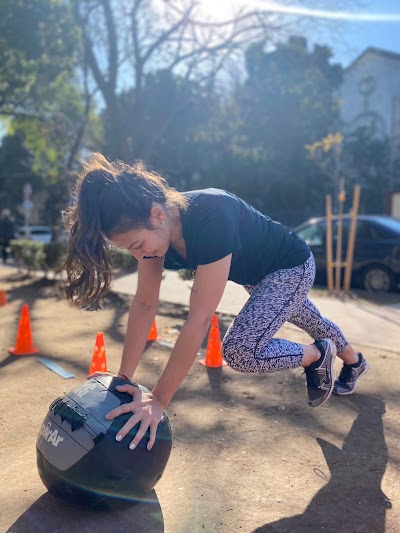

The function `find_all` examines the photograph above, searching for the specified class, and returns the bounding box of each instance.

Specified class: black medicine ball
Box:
[36,375,173,511]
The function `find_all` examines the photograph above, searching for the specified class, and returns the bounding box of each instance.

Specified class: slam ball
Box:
[36,375,173,510]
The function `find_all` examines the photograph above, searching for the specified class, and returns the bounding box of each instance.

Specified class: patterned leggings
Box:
[222,254,349,373]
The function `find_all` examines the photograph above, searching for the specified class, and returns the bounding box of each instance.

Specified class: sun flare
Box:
[197,0,400,22]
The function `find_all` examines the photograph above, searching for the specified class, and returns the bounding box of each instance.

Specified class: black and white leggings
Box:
[222,254,349,373]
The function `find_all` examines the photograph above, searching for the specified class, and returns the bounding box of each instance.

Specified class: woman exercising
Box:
[65,153,369,451]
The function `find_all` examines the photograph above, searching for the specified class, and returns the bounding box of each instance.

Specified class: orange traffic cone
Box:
[88,332,109,375]
[0,289,7,306]
[199,314,227,368]
[147,320,159,341]
[9,304,39,356]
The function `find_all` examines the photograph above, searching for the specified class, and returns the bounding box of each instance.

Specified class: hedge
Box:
[9,240,137,275]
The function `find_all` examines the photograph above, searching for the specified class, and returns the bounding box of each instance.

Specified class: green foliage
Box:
[177,269,194,281]
[10,239,67,272]
[0,132,38,221]
[10,239,137,276]
[106,70,218,190]
[344,127,393,213]
[0,0,103,228]
[0,0,78,115]
[109,248,138,272]
[220,36,343,225]
[10,239,46,271]
[43,241,67,271]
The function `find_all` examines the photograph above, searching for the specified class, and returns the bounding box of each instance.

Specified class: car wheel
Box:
[362,265,394,293]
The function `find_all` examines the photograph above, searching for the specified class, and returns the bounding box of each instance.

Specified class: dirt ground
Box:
[0,266,399,533]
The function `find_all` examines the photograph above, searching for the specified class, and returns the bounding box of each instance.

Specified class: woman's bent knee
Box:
[222,345,274,373]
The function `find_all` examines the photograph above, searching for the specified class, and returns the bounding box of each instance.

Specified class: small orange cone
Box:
[9,304,39,356]
[0,289,7,306]
[88,332,109,375]
[199,314,227,368]
[147,320,159,341]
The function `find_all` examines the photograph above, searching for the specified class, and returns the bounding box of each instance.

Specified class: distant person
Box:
[0,208,15,264]
[64,153,370,451]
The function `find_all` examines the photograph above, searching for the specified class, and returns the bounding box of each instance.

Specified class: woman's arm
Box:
[105,254,232,451]
[119,256,164,378]
[152,253,232,408]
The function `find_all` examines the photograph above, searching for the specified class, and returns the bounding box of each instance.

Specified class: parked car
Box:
[17,225,52,244]
[294,215,400,292]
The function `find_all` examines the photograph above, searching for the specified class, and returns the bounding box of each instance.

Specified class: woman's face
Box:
[110,206,171,261]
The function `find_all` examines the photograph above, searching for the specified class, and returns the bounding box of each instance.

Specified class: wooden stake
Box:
[325,194,334,292]
[335,177,346,294]
[343,184,361,293]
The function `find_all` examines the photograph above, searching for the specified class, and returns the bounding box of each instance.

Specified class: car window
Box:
[31,229,51,235]
[297,222,326,246]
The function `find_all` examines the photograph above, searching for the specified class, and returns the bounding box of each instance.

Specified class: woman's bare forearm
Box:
[152,317,210,409]
[119,297,158,378]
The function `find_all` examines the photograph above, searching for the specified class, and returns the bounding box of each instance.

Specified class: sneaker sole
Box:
[332,362,371,396]
[311,339,337,407]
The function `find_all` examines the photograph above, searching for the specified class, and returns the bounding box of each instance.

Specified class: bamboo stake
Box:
[325,194,334,292]
[335,177,346,293]
[343,184,361,293]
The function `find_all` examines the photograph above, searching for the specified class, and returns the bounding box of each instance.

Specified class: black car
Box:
[294,215,400,292]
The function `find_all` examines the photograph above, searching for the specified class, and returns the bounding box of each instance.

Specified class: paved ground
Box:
[1,265,399,533]
[112,269,400,354]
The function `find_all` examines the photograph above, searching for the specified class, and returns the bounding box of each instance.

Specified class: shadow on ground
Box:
[7,490,164,533]
[252,395,390,533]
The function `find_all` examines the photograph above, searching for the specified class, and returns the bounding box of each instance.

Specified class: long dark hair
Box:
[64,153,188,307]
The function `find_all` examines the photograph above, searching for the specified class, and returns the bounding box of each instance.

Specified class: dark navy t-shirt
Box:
[163,188,310,285]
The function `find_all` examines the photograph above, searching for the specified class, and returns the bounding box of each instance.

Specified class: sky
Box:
[197,0,400,67]
[1,1,399,139]
[307,1,400,67]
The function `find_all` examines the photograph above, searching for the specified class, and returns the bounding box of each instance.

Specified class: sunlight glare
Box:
[197,0,400,22]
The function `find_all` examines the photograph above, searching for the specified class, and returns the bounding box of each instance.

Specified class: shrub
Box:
[110,248,137,272]
[10,239,46,272]
[178,268,194,281]
[10,240,138,275]
[43,241,68,272]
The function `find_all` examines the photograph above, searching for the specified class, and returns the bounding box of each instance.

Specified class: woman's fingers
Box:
[105,385,142,420]
[147,422,158,451]
[103,390,161,450]
[115,383,140,395]
[105,400,142,420]
[114,411,144,442]
[129,419,150,450]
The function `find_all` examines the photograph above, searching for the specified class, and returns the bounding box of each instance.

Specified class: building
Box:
[339,47,400,216]
[339,47,400,142]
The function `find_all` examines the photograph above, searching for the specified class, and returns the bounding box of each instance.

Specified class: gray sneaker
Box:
[305,339,337,407]
[333,353,370,395]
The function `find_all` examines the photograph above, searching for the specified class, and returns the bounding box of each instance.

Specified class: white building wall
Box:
[339,49,400,139]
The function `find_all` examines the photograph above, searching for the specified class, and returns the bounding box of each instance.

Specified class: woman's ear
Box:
[150,205,166,226]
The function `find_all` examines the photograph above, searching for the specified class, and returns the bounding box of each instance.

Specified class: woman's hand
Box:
[105,384,164,451]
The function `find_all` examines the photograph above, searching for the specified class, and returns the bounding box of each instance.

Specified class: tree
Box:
[217,36,343,224]
[0,0,77,118]
[107,69,218,189]
[0,0,103,225]
[344,127,393,214]
[72,0,286,161]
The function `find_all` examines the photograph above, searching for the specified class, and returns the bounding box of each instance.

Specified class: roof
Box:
[346,47,400,72]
